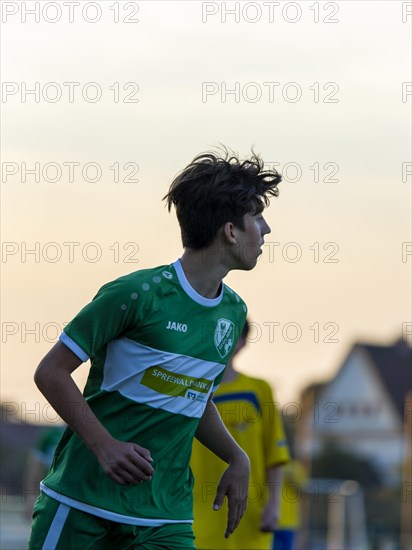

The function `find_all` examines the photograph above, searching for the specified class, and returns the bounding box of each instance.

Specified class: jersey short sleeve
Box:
[211,369,226,392]
[60,275,143,361]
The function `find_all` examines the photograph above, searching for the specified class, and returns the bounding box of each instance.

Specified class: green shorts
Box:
[28,492,196,550]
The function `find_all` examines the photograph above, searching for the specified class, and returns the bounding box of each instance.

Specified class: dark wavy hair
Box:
[163,148,281,249]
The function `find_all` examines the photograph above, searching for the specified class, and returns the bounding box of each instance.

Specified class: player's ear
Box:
[222,222,236,244]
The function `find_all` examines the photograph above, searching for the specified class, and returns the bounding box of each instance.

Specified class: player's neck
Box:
[222,361,239,383]
[179,248,229,299]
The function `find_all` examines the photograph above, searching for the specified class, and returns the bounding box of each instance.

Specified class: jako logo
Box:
[166,321,188,333]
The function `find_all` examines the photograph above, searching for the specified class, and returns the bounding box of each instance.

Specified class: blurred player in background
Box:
[273,446,307,550]
[24,425,65,520]
[191,318,290,549]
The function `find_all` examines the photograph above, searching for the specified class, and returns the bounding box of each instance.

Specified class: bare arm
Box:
[195,397,250,539]
[34,341,154,485]
[261,464,283,531]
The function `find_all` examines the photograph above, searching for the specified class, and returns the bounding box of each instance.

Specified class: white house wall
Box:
[315,347,400,435]
[299,347,404,481]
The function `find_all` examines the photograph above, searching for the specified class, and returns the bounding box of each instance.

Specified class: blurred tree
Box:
[311,437,381,487]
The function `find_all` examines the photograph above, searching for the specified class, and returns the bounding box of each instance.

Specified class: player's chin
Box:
[250,249,263,266]
[239,256,259,271]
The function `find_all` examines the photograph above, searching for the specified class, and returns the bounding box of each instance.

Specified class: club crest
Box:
[214,318,235,358]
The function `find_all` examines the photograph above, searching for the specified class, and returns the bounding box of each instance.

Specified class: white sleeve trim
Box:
[59,332,89,362]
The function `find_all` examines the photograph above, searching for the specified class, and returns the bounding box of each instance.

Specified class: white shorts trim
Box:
[42,502,70,550]
[41,483,193,527]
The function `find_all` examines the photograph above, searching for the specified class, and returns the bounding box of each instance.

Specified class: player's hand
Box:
[260,502,279,532]
[213,453,250,539]
[94,437,154,485]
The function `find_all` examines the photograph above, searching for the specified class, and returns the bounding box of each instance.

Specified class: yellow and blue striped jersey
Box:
[191,373,290,549]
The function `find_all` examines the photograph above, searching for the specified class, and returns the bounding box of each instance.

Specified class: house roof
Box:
[360,339,412,419]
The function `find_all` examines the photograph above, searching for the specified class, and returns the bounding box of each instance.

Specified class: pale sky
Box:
[1,1,411,422]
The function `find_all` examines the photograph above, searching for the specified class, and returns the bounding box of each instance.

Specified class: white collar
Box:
[173,259,223,307]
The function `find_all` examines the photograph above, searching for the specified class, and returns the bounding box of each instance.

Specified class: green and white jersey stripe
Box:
[43,260,247,525]
[98,339,225,416]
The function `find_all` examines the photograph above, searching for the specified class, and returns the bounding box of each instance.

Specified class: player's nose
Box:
[262,218,271,235]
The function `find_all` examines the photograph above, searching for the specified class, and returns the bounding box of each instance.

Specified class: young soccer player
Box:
[28,149,281,549]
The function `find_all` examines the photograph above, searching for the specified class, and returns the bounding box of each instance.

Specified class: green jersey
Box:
[41,260,247,526]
